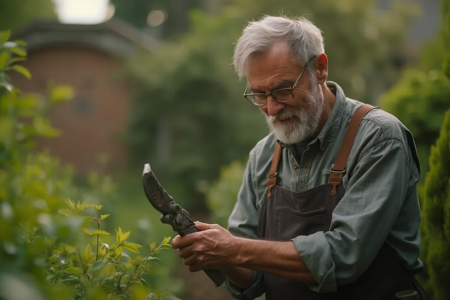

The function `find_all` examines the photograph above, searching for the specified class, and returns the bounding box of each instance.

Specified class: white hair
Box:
[233,16,325,79]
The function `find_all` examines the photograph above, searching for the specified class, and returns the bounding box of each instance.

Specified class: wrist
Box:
[230,236,248,266]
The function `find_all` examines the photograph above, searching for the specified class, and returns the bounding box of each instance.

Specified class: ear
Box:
[315,53,328,84]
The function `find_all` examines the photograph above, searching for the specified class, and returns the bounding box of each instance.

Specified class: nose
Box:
[265,95,285,116]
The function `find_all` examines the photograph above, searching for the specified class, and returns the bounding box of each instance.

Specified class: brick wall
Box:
[10,45,131,175]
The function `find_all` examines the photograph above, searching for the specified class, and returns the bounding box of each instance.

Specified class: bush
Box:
[379,69,450,175]
[204,161,246,227]
[420,110,450,300]
[0,30,173,300]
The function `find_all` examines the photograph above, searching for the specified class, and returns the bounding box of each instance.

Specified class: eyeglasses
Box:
[243,56,315,107]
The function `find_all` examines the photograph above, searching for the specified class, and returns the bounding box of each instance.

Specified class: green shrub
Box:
[379,69,450,175]
[420,110,450,300]
[0,30,174,300]
[205,161,245,228]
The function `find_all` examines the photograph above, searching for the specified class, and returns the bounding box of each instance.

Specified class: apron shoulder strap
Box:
[267,142,282,198]
[266,104,377,198]
[329,104,377,195]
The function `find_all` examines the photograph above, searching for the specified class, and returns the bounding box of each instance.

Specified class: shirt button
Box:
[293,164,299,170]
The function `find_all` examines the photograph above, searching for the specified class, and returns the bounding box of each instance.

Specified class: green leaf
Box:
[12,65,31,79]
[123,242,142,254]
[149,242,156,252]
[75,201,90,214]
[116,227,130,243]
[0,31,11,44]
[82,228,91,236]
[58,209,74,217]
[91,230,110,236]
[9,46,26,56]
[14,39,27,46]
[65,267,82,275]
[162,236,171,246]
[0,53,9,69]
[2,41,17,48]
[65,199,76,210]
[100,214,110,221]
[91,261,106,272]
[49,85,73,104]
[0,78,13,92]
[82,244,93,263]
[9,57,26,64]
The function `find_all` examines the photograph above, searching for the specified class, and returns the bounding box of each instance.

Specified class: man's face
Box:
[246,41,324,144]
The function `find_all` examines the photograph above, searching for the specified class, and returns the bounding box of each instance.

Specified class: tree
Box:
[111,0,203,38]
[0,0,56,30]
[379,70,450,174]
[420,110,450,300]
[125,0,418,212]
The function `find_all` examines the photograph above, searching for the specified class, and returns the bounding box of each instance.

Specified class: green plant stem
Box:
[116,275,122,293]
[75,243,91,281]
[122,252,153,293]
[96,211,100,261]
[100,241,124,262]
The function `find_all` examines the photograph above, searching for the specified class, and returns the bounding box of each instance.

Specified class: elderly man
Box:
[172,16,427,299]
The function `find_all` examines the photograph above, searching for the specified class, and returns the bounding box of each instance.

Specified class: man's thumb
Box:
[194,221,212,231]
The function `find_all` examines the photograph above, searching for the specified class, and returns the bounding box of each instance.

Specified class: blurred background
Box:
[0,0,449,299]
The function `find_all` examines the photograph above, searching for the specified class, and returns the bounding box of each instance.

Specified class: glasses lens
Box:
[247,94,267,106]
[273,89,293,102]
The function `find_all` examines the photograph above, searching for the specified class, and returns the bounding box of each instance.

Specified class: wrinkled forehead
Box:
[246,41,301,74]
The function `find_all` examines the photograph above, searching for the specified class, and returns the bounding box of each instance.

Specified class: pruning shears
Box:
[142,163,225,287]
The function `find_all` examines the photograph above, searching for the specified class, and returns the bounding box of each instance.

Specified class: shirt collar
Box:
[314,81,347,150]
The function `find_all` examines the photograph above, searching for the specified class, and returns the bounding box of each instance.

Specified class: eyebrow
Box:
[248,80,293,93]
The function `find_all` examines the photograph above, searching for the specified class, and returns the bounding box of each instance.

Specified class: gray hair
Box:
[233,16,325,79]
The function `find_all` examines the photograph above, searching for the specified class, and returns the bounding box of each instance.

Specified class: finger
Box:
[177,244,194,259]
[184,253,197,266]
[188,263,204,273]
[194,221,212,231]
[171,235,180,249]
[172,234,196,249]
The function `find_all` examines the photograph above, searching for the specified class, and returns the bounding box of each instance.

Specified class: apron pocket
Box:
[275,206,326,241]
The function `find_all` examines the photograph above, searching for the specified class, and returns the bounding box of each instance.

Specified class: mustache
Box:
[268,109,302,122]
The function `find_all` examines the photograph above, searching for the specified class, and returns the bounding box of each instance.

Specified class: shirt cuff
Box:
[223,271,265,300]
[291,232,337,293]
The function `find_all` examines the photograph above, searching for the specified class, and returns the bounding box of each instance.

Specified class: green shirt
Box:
[224,82,423,299]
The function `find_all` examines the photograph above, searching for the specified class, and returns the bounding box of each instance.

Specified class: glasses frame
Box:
[243,56,316,107]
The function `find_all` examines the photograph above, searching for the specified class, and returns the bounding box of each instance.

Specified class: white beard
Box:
[266,81,324,144]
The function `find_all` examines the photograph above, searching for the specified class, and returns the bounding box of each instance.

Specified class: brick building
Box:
[10,19,158,175]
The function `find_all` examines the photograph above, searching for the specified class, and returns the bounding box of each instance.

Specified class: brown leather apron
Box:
[257,105,427,300]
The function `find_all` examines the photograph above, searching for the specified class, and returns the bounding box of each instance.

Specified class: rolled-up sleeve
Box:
[292,138,417,292]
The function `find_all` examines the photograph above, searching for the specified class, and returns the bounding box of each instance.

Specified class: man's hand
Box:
[171,222,239,272]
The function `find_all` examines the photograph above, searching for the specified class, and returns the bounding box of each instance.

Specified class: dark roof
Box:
[11,18,160,56]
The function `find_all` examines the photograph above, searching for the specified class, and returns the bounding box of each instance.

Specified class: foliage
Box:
[0,0,56,30]
[111,0,203,38]
[204,161,246,227]
[48,199,173,299]
[444,0,450,79]
[0,30,173,300]
[420,110,450,300]
[379,69,450,174]
[126,0,416,212]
